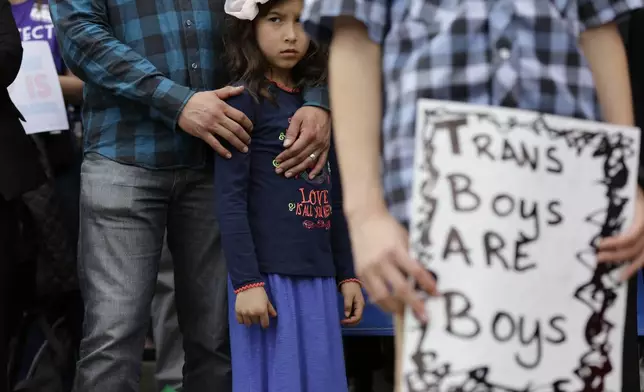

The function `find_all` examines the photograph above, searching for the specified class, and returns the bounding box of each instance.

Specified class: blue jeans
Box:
[74,153,230,392]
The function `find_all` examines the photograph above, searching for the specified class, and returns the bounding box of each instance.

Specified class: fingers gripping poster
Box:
[402,100,641,392]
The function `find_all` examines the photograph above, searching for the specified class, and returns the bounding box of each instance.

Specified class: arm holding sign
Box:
[0,0,22,88]
[48,0,252,157]
[581,22,644,280]
[327,19,435,392]
[328,17,437,321]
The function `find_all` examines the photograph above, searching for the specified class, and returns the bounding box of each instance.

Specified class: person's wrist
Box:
[344,196,388,225]
[234,281,265,295]
[172,88,197,132]
[338,278,362,289]
[176,92,196,130]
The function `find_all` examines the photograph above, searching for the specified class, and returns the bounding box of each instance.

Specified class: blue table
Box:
[338,293,394,336]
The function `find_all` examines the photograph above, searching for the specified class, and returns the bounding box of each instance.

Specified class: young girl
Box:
[216,0,365,391]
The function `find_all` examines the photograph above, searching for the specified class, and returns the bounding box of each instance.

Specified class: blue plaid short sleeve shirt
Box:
[302,0,642,224]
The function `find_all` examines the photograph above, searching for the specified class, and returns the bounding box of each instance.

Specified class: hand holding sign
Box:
[348,207,437,321]
[597,188,644,281]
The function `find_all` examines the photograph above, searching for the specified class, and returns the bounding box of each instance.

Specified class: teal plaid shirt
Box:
[50,0,329,169]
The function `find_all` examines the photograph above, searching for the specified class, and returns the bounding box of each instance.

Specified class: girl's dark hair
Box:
[223,0,328,101]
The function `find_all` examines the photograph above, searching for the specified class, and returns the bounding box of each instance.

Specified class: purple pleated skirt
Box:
[228,274,349,392]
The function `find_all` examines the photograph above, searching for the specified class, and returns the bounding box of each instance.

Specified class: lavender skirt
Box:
[228,274,349,392]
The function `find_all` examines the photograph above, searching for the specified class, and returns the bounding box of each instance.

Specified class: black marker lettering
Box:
[442,227,472,266]
[444,291,480,339]
[546,146,563,174]
[515,317,542,369]
[546,315,567,344]
[514,234,537,273]
[501,139,519,166]
[435,118,467,155]
[483,231,509,270]
[547,200,563,226]
[491,312,515,342]
[520,143,539,170]
[447,173,480,212]
[472,134,495,161]
[519,199,540,240]
[491,194,514,218]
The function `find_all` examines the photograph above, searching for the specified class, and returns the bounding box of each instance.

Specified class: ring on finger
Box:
[309,152,317,161]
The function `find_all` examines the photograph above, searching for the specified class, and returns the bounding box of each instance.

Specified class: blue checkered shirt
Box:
[302,0,642,224]
[49,0,329,169]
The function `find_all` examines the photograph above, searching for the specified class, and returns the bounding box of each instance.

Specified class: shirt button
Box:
[498,47,511,60]
[191,63,198,70]
[185,20,192,27]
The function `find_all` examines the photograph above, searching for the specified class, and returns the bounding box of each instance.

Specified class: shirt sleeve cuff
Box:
[149,78,196,131]
[302,0,390,45]
[233,281,265,294]
[302,85,330,112]
[579,0,643,29]
[338,278,361,287]
[335,261,357,285]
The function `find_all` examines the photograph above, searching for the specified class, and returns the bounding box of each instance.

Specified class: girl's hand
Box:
[597,188,644,281]
[235,286,277,328]
[340,281,365,326]
[347,207,438,322]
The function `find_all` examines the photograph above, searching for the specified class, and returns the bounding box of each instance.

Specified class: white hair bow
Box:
[224,0,271,20]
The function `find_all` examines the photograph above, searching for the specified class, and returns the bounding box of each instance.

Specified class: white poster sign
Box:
[402,100,641,392]
[8,41,69,135]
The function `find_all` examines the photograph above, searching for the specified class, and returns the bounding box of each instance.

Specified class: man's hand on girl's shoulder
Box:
[177,86,253,158]
[275,106,331,179]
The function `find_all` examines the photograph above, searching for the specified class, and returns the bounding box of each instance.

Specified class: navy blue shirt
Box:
[214,84,355,291]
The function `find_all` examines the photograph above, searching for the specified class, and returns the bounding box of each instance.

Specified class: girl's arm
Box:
[580,22,634,126]
[214,90,263,293]
[59,69,84,105]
